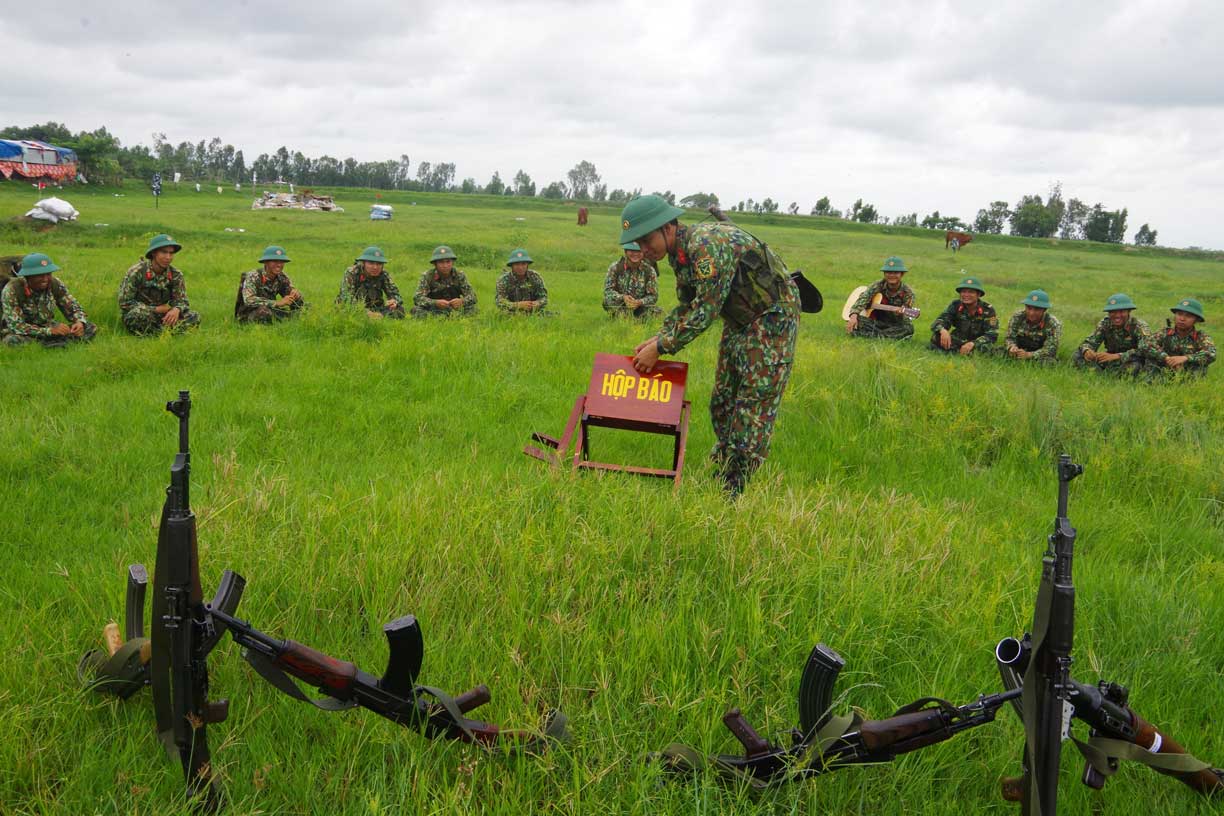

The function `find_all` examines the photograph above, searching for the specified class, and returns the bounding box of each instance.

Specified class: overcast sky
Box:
[5,0,1222,248]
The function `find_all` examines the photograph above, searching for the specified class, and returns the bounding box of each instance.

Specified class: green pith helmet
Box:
[621,241,641,252]
[357,246,388,264]
[430,245,457,263]
[1171,297,1206,322]
[1103,293,1136,311]
[619,195,685,244]
[145,233,182,258]
[18,252,59,276]
[259,245,291,263]
[506,248,533,265]
[1022,289,1051,309]
[881,255,908,273]
[955,274,985,294]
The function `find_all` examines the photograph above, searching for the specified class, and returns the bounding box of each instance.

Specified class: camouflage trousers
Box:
[928,334,994,355]
[607,304,663,320]
[411,304,477,318]
[1071,349,1141,376]
[1136,359,1212,381]
[3,321,97,347]
[237,303,304,324]
[123,309,202,336]
[850,316,913,340]
[710,302,799,491]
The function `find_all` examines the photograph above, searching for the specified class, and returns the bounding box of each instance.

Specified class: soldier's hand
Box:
[939,328,952,349]
[386,299,398,309]
[69,321,85,337]
[1098,352,1120,363]
[1082,349,1098,362]
[163,307,181,327]
[1167,355,1188,369]
[49,322,72,337]
[367,310,383,319]
[154,304,172,315]
[449,298,463,309]
[633,336,661,373]
[435,299,450,310]
[959,341,975,355]
[846,314,858,334]
[625,296,640,309]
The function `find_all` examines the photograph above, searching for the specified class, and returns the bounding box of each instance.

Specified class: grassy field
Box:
[1,180,1221,815]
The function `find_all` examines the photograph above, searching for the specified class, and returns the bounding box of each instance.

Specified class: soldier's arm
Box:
[55,281,88,324]
[2,285,52,337]
[532,274,548,309]
[1186,333,1216,366]
[902,285,915,309]
[495,275,514,312]
[336,268,356,305]
[972,310,1000,347]
[168,270,190,311]
[241,272,277,309]
[117,267,154,321]
[658,241,736,354]
[1079,321,1104,355]
[603,266,624,311]
[1035,318,1061,361]
[930,302,955,332]
[459,273,477,307]
[641,268,659,307]
[383,274,402,304]
[851,282,876,314]
[1139,330,1168,362]
[1116,320,1148,363]
[1003,312,1022,349]
[412,272,435,309]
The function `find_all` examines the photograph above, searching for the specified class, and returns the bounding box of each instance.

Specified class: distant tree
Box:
[485,171,505,196]
[607,188,629,204]
[651,190,676,205]
[1,121,74,143]
[416,161,432,187]
[540,180,567,199]
[513,170,535,197]
[230,150,246,184]
[761,198,779,213]
[680,192,720,209]
[893,213,918,227]
[1084,204,1127,243]
[274,146,291,181]
[974,201,1011,234]
[1058,198,1088,239]
[849,199,878,223]
[1010,183,1065,238]
[396,154,411,188]
[787,202,799,215]
[592,183,608,202]
[566,160,600,199]
[460,177,477,194]
[1134,223,1158,245]
[810,196,832,216]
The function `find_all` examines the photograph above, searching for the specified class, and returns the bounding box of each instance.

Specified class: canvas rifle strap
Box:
[1022,573,1056,816]
[1072,734,1215,777]
[77,638,150,698]
[239,648,357,711]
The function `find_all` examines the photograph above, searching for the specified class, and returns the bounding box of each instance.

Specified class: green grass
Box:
[1,181,1221,815]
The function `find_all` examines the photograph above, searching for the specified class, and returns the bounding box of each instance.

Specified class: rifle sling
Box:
[240,648,357,711]
[1022,571,1056,815]
[1073,734,1214,776]
[150,506,177,759]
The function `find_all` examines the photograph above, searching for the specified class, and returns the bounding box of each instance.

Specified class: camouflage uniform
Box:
[495,270,550,314]
[1073,316,1148,374]
[117,259,202,335]
[1,276,97,347]
[603,257,662,319]
[411,269,477,317]
[235,269,305,323]
[850,280,916,339]
[1138,324,1216,379]
[659,222,800,487]
[929,300,998,353]
[1001,310,1062,363]
[336,264,406,318]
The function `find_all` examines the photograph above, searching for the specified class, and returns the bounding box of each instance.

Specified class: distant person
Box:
[495,248,550,314]
[1001,290,1061,363]
[411,245,477,317]
[603,241,661,319]
[1072,294,1147,375]
[336,246,405,319]
[117,234,202,335]
[929,274,997,355]
[1138,298,1215,379]
[234,245,305,323]
[1,253,97,347]
[845,255,917,339]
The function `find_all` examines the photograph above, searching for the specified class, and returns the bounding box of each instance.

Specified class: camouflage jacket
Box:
[852,279,915,325]
[495,270,548,312]
[413,269,477,309]
[238,269,298,310]
[337,264,402,310]
[1004,310,1062,360]
[930,299,999,347]
[1,277,87,338]
[659,222,798,354]
[1140,325,1217,369]
[118,259,191,320]
[603,258,659,312]
[1078,316,1149,362]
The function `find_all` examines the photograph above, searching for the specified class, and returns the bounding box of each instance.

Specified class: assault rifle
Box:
[998,454,1223,814]
[655,642,1019,786]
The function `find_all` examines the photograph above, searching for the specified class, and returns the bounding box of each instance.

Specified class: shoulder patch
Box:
[694,256,715,280]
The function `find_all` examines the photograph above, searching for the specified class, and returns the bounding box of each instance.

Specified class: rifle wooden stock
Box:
[277,640,359,694]
[1129,713,1224,795]
[859,709,949,753]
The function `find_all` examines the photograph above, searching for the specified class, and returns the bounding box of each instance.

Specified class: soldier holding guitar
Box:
[844,255,919,340]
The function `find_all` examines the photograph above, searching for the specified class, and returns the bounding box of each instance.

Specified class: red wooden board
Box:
[584,353,687,426]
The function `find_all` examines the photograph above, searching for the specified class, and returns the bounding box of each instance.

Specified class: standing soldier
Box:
[117,234,202,335]
[1001,290,1061,363]
[495,248,550,314]
[845,255,917,339]
[603,241,662,319]
[619,194,800,496]
[411,245,477,317]
[336,246,405,319]
[1,253,97,347]
[1138,298,1216,379]
[234,245,305,324]
[929,274,998,355]
[1073,293,1147,375]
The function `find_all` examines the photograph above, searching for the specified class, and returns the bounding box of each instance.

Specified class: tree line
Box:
[2,122,1158,246]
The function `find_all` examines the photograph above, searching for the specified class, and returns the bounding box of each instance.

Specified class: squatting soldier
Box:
[117,234,202,335]
[1,253,97,347]
[619,194,800,496]
[1001,290,1061,363]
[1073,293,1148,375]
[337,246,405,319]
[1138,298,1216,379]
[846,255,916,339]
[495,248,550,314]
[234,245,305,323]
[603,241,662,319]
[411,245,477,317]
[929,274,998,355]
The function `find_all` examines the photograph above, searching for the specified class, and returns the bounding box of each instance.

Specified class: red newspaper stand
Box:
[525,353,690,486]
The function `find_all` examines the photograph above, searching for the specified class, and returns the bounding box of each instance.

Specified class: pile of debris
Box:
[370,204,393,221]
[251,190,344,212]
[24,196,79,224]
